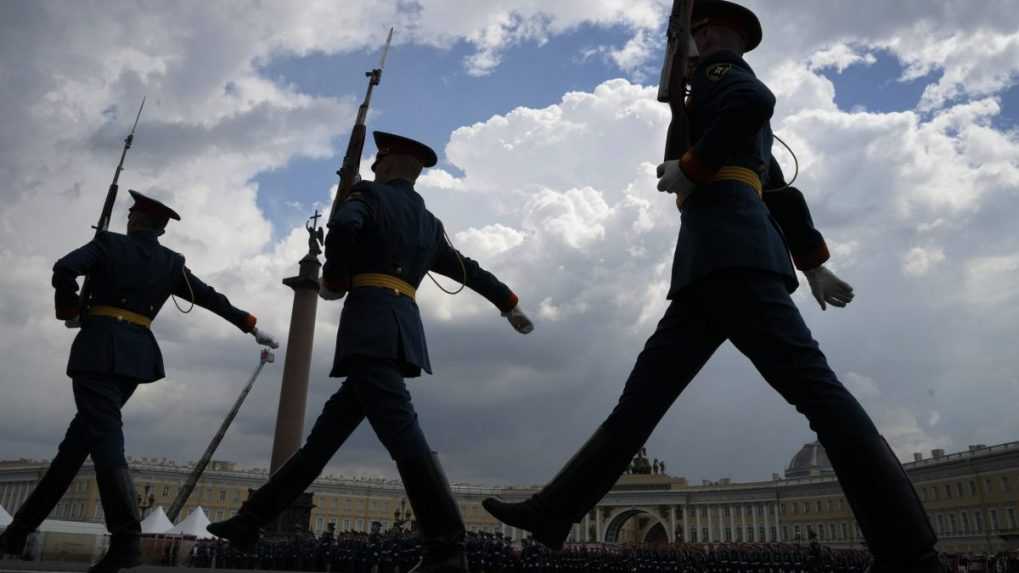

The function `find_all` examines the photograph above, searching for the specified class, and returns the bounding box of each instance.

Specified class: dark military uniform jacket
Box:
[52,230,254,383]
[324,178,518,378]
[671,50,830,297]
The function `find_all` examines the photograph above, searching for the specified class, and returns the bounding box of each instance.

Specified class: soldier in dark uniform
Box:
[0,191,276,573]
[208,131,533,572]
[483,2,941,573]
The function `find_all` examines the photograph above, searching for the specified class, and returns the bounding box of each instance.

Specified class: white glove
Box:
[656,160,696,209]
[319,287,347,301]
[502,306,534,334]
[804,265,855,311]
[251,327,280,349]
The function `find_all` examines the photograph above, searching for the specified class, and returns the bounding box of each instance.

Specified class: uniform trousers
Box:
[242,356,436,523]
[64,376,139,468]
[12,374,138,529]
[298,356,431,469]
[550,269,932,564]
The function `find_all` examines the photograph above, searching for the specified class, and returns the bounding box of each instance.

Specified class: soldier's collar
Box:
[699,49,747,67]
[128,229,161,242]
[385,178,415,189]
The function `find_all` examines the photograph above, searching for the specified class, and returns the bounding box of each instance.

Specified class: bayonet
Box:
[377,27,393,77]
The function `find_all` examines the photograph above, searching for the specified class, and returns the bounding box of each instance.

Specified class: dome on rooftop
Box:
[785,441,834,479]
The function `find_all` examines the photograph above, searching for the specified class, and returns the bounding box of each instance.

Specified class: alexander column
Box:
[265,211,324,536]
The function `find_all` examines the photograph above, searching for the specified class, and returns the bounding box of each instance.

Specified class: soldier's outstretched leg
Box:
[352,357,467,572]
[0,417,90,556]
[396,453,468,573]
[207,382,366,549]
[484,297,725,550]
[66,376,142,573]
[712,271,940,573]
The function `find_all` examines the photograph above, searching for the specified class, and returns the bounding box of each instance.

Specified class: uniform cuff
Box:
[241,314,257,333]
[499,292,519,314]
[54,291,79,320]
[55,305,79,321]
[793,241,831,271]
[321,273,349,293]
[679,149,717,184]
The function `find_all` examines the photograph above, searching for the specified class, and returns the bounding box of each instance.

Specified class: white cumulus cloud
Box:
[2,0,1019,486]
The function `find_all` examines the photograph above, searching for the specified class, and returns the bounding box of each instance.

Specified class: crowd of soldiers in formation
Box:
[183,527,1017,573]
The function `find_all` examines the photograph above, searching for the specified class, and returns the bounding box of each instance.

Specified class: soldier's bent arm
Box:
[763,157,830,270]
[51,237,106,315]
[173,266,256,332]
[431,223,518,313]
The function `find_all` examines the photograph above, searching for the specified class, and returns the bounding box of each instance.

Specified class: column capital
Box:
[283,255,322,291]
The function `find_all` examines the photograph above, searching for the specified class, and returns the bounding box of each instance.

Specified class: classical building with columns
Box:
[2,441,1017,554]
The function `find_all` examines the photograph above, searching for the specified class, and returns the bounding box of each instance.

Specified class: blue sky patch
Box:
[821,49,937,114]
[991,82,1019,132]
[254,24,648,237]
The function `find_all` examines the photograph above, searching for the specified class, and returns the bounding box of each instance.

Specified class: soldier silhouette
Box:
[209,132,534,573]
[483,3,941,572]
[0,191,278,573]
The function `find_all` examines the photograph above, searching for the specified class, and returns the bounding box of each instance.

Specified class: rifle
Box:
[328,27,394,221]
[96,98,146,236]
[659,0,696,161]
[69,97,146,327]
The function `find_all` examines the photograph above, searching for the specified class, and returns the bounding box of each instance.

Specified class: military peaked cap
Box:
[128,190,181,222]
[692,0,763,52]
[372,131,438,171]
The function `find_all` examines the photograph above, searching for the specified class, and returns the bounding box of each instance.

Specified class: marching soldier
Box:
[483,2,942,572]
[208,131,534,573]
[0,191,278,573]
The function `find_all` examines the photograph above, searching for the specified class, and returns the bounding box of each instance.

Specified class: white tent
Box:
[167,506,213,539]
[37,519,107,535]
[0,504,12,526]
[140,506,173,534]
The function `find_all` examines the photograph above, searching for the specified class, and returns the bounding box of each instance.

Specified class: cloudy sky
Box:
[1,1,1018,489]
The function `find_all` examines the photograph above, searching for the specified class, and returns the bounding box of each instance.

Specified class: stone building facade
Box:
[2,441,1017,554]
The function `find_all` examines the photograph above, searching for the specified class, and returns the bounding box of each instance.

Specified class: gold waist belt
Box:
[89,305,153,328]
[709,166,763,197]
[351,274,417,300]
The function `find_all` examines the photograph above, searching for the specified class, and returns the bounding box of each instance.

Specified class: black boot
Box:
[483,423,630,550]
[397,452,468,572]
[205,509,262,552]
[826,436,939,571]
[207,450,322,550]
[3,445,88,555]
[89,466,142,573]
[480,497,573,551]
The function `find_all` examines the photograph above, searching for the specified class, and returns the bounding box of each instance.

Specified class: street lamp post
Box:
[393,498,412,532]
[137,484,155,519]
